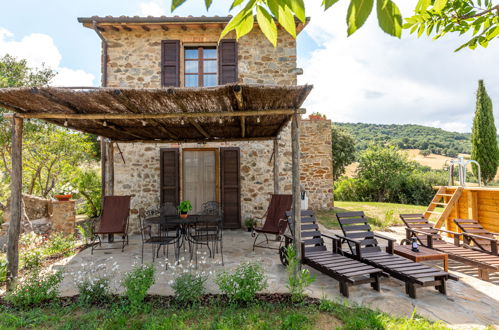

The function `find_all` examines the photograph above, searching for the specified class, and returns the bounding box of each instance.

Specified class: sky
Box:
[0,0,498,132]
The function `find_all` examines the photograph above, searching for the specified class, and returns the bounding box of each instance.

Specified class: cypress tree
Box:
[471,80,499,185]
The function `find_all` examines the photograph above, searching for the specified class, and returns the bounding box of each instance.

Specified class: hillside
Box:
[335,122,472,157]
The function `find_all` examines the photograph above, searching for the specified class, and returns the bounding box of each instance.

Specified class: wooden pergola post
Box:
[273,139,279,194]
[291,113,302,264]
[6,116,23,290]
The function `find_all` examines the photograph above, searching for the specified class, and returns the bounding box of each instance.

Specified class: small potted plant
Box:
[308,112,326,120]
[177,200,193,219]
[244,217,256,232]
[54,183,74,202]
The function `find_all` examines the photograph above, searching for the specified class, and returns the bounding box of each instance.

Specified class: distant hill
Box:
[335,123,472,157]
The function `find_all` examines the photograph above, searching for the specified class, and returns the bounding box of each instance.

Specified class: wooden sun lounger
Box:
[400,214,499,280]
[453,219,498,255]
[336,211,455,299]
[281,210,384,298]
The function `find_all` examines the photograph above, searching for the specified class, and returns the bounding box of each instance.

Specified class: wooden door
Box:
[160,148,179,206]
[220,147,241,229]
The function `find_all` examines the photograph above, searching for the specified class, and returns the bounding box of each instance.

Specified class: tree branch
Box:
[459,4,499,19]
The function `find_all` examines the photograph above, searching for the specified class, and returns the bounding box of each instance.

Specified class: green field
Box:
[317,201,429,230]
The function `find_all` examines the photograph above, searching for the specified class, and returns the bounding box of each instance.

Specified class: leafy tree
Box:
[471,80,498,184]
[171,0,499,50]
[331,125,356,180]
[356,145,414,202]
[420,149,431,157]
[0,55,98,201]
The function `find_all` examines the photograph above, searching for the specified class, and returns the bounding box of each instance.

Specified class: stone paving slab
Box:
[50,229,499,329]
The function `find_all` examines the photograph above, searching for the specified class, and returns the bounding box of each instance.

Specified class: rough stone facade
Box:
[102,27,297,87]
[100,20,333,230]
[49,201,76,235]
[114,118,333,231]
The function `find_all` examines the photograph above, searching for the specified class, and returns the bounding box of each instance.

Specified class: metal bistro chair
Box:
[188,201,224,266]
[139,206,180,265]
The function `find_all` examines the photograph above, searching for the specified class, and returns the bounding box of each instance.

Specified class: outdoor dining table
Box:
[144,214,222,252]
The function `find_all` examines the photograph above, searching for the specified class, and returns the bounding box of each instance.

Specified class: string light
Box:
[64,120,68,127]
[103,120,107,127]
[181,119,184,125]
[141,120,147,126]
[219,118,223,124]
[257,116,261,123]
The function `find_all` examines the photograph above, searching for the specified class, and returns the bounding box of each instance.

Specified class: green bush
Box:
[20,249,43,270]
[76,277,111,306]
[334,145,447,205]
[171,272,208,305]
[6,271,62,307]
[76,221,94,245]
[0,255,6,283]
[286,246,315,303]
[122,264,155,308]
[44,233,75,257]
[215,262,267,304]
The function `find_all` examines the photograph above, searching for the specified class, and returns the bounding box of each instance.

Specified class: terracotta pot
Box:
[309,114,325,120]
[54,194,72,202]
[180,213,188,219]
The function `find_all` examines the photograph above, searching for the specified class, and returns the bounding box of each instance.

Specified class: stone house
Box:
[77,16,333,230]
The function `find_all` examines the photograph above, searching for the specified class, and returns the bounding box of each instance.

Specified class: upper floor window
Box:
[184,47,217,87]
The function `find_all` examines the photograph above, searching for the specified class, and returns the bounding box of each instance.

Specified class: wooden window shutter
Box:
[218,39,238,85]
[220,147,241,229]
[160,148,180,206]
[161,40,180,87]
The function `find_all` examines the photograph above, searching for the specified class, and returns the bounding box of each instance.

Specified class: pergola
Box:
[0,83,312,289]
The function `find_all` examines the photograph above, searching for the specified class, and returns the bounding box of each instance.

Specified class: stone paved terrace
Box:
[50,227,499,329]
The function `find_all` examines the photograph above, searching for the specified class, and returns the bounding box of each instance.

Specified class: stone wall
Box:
[102,26,297,88]
[113,118,333,231]
[300,120,334,209]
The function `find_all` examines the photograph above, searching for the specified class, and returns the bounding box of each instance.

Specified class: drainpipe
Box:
[92,20,108,88]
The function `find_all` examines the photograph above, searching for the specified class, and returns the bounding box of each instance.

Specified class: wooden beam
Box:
[116,136,275,144]
[240,116,246,138]
[2,108,306,120]
[233,85,244,110]
[109,25,119,31]
[156,124,178,140]
[190,120,210,139]
[107,141,114,196]
[100,137,107,204]
[274,139,279,194]
[291,113,302,266]
[6,116,23,291]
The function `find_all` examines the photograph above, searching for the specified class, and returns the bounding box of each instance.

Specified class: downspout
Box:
[92,20,108,87]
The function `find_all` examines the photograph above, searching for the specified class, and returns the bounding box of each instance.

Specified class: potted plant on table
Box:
[244,217,256,232]
[177,200,192,219]
[54,183,74,202]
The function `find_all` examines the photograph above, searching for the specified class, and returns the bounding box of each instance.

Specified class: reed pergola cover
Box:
[0,84,312,142]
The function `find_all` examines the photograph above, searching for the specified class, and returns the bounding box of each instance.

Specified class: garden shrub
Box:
[215,262,267,304]
[71,168,102,218]
[122,264,155,307]
[20,249,43,270]
[44,233,75,257]
[6,270,62,307]
[73,259,119,305]
[76,221,93,245]
[0,256,6,283]
[286,246,315,303]
[171,273,208,305]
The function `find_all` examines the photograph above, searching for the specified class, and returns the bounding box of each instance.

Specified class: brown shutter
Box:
[220,147,241,229]
[160,148,179,206]
[161,40,180,87]
[218,39,238,85]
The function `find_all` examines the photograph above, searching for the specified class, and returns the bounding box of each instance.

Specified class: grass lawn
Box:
[0,298,448,329]
[316,201,433,230]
